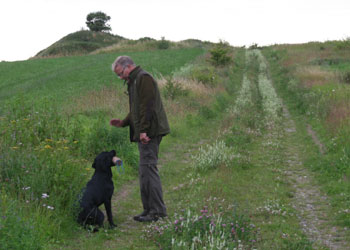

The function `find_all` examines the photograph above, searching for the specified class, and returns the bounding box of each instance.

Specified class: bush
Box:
[162,77,189,100]
[209,41,232,66]
[157,37,171,50]
[190,66,218,87]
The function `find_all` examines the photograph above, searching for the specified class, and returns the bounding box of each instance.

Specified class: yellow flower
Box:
[11,120,16,124]
[11,146,19,150]
[44,145,52,149]
[23,118,29,121]
[64,147,69,150]
[45,139,53,142]
[73,140,78,144]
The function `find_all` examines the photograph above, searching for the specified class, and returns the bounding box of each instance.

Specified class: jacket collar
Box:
[128,66,142,84]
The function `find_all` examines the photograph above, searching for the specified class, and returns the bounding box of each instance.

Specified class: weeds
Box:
[144,200,258,249]
[190,140,237,172]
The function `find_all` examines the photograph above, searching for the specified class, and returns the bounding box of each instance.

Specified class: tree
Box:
[86,11,111,32]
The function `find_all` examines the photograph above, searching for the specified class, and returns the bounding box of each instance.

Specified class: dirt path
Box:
[281,104,348,249]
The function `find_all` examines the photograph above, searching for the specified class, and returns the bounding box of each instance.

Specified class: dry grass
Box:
[295,66,339,87]
[326,101,350,132]
[91,39,199,54]
[157,76,220,118]
[64,86,128,115]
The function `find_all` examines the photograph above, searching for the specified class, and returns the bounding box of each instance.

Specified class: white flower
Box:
[41,193,49,199]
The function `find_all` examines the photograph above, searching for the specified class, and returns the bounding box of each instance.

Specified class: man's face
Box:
[114,64,127,80]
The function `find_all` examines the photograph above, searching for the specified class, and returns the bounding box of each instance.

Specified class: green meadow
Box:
[1,39,350,249]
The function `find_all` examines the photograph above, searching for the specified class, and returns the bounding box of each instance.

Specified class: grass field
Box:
[1,40,350,249]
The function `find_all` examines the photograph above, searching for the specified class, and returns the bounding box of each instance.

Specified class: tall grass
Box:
[0,47,204,248]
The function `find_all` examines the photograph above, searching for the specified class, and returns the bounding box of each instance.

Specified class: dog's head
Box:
[92,150,117,172]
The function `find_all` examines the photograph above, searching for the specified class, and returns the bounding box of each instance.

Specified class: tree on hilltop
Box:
[86,11,111,32]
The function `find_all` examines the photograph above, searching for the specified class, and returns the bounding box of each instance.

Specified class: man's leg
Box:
[137,136,166,221]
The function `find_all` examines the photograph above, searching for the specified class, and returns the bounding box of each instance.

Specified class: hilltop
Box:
[34,30,209,58]
[34,30,125,58]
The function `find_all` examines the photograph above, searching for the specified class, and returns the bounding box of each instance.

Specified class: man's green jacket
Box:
[122,66,170,142]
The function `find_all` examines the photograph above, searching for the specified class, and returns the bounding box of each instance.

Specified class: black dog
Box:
[77,150,117,230]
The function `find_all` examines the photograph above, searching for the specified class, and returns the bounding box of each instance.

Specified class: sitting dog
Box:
[77,150,118,230]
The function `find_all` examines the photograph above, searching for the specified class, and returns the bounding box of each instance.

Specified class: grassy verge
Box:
[263,46,350,232]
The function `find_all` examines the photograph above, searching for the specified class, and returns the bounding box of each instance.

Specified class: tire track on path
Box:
[281,105,348,249]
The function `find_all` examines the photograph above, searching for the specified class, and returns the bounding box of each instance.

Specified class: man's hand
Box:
[140,133,150,144]
[110,119,123,127]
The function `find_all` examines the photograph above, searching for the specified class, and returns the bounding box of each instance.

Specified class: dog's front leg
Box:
[104,199,116,228]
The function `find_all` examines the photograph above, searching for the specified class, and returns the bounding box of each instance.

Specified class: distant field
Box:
[0,48,204,112]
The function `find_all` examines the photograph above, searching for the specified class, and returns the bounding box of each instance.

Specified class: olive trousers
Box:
[138,136,167,216]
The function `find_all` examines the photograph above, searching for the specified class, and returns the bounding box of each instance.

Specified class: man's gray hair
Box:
[111,56,135,71]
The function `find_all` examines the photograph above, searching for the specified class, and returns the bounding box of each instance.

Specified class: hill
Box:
[34,30,125,58]
[1,38,350,249]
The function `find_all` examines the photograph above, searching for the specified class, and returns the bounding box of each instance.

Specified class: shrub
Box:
[190,66,218,86]
[157,37,171,50]
[162,77,189,100]
[209,42,232,66]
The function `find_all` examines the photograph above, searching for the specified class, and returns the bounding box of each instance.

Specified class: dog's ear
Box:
[92,161,96,169]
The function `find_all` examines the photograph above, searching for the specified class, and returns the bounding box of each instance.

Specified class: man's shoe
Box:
[133,211,149,221]
[137,214,159,222]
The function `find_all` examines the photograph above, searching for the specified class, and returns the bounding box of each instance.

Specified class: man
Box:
[110,56,170,222]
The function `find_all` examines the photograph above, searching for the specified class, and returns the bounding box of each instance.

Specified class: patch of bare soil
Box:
[282,105,348,249]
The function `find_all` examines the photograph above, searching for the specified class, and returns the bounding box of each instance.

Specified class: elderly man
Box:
[110,56,170,222]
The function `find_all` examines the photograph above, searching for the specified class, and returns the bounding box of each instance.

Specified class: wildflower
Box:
[64,147,69,150]
[42,193,49,199]
[23,118,29,121]
[73,140,79,144]
[22,186,30,190]
[44,145,52,149]
[11,146,19,150]
[47,206,54,210]
[45,139,53,142]
[11,120,16,124]
[174,220,179,225]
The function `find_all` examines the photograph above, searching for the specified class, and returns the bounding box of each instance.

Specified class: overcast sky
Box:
[1,0,350,62]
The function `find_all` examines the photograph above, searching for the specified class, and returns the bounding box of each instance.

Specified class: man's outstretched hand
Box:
[110,119,123,127]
